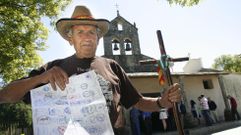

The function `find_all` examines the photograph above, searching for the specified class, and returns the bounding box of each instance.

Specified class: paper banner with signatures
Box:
[30,71,114,135]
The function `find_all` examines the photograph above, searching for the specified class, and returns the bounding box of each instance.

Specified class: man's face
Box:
[69,25,99,58]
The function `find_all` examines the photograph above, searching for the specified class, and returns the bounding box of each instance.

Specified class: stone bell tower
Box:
[103,10,156,73]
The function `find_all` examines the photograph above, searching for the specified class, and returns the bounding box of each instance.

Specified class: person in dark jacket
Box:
[130,107,141,135]
[208,97,218,123]
[141,111,152,135]
[190,100,200,124]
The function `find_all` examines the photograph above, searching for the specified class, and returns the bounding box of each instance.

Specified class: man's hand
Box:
[91,57,119,85]
[39,66,69,90]
[159,83,181,108]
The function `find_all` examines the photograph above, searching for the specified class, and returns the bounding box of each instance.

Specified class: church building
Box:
[101,9,233,134]
[102,10,157,73]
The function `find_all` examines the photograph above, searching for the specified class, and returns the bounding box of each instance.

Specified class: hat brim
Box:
[56,18,109,41]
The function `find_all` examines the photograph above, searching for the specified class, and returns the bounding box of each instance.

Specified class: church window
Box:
[117,23,123,31]
[203,79,214,89]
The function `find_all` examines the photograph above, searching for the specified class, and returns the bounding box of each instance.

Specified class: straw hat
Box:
[56,6,109,41]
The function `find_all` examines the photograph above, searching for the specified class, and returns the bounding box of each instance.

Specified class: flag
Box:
[157,64,165,86]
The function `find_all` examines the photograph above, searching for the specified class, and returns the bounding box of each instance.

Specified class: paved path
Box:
[152,120,241,135]
[213,126,241,135]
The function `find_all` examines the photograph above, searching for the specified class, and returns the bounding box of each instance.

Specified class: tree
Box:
[167,0,201,6]
[212,54,241,73]
[0,101,32,131]
[0,1,72,133]
[0,0,72,84]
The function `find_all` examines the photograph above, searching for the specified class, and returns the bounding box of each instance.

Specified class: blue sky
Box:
[39,0,241,72]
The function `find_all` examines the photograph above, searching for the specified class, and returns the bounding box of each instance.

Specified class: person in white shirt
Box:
[198,95,213,126]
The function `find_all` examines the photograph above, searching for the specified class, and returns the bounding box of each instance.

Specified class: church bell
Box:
[113,43,119,50]
[125,43,131,51]
[112,39,120,51]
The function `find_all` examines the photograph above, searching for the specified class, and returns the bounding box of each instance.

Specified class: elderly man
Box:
[0,6,181,134]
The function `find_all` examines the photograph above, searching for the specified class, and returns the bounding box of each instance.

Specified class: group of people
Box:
[130,107,152,135]
[190,95,218,126]
[0,5,181,135]
[190,94,240,127]
[130,107,175,134]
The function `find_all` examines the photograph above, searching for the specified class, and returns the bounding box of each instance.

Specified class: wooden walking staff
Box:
[157,30,187,135]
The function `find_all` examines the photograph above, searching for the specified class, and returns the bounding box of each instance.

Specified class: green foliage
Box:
[212,54,241,73]
[167,0,201,6]
[0,0,72,84]
[0,0,72,131]
[0,101,32,130]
